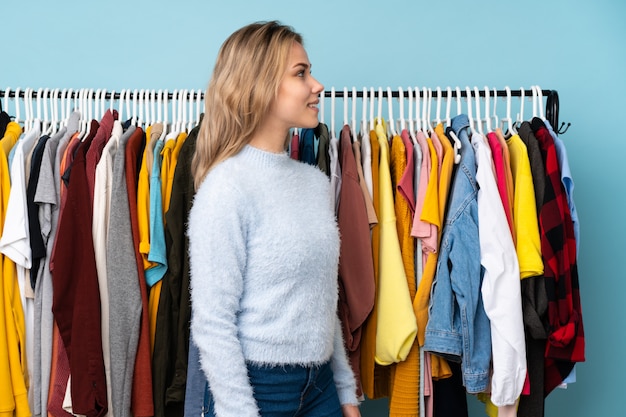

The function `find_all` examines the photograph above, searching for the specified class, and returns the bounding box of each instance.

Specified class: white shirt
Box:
[472,133,526,408]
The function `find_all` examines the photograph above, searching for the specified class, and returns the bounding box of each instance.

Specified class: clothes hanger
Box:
[2,87,9,116]
[138,89,145,128]
[117,89,126,122]
[101,88,108,119]
[14,87,22,126]
[376,87,383,129]
[473,86,484,135]
[501,86,515,134]
[188,89,196,133]
[398,86,406,134]
[407,87,415,138]
[330,87,336,138]
[435,86,442,127]
[465,86,477,137]
[351,86,357,139]
[387,86,396,137]
[515,86,525,129]
[343,87,349,131]
[445,86,461,164]
[59,88,69,129]
[196,89,203,127]
[531,85,538,119]
[421,87,430,133]
[491,87,499,131]
[50,88,60,135]
[445,86,452,127]
[319,89,325,125]
[535,85,546,121]
[484,86,492,133]
[369,87,375,132]
[43,87,52,134]
[361,86,368,136]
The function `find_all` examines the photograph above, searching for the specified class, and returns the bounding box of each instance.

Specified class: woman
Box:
[188,21,361,417]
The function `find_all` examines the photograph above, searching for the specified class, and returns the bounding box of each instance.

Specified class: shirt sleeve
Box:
[188,176,259,417]
[330,315,358,406]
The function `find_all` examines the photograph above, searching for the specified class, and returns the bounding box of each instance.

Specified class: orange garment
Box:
[359,129,390,399]
[388,134,420,416]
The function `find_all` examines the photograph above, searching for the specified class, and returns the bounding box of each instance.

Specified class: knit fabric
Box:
[188,145,357,417]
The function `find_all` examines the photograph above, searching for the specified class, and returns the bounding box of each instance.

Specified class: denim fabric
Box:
[423,114,491,393]
[184,339,206,417]
[202,361,342,417]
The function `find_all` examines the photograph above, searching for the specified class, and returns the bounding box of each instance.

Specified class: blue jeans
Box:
[202,361,342,417]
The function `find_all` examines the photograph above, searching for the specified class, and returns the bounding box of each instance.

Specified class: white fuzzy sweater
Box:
[188,145,357,417]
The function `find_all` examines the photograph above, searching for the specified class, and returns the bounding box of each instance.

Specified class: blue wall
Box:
[4,0,625,416]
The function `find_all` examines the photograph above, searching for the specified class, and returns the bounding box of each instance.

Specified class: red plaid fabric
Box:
[531,118,585,396]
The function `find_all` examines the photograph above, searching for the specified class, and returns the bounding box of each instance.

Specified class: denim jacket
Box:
[423,114,491,393]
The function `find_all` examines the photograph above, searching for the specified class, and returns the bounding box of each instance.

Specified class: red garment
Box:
[398,129,416,216]
[290,131,299,160]
[124,127,155,417]
[337,125,376,396]
[50,130,107,417]
[532,118,585,396]
[486,131,515,236]
[47,327,73,417]
[85,109,117,205]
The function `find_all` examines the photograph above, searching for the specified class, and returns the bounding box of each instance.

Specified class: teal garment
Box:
[298,127,316,165]
[146,138,167,286]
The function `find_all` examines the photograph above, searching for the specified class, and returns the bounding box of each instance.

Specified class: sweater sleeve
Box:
[188,177,259,417]
[330,315,359,406]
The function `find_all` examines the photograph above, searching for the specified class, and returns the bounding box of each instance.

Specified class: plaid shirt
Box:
[531,118,585,396]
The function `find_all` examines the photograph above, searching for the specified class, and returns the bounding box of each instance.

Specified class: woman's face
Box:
[269,41,324,131]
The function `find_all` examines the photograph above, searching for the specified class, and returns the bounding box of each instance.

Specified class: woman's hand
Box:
[341,404,361,417]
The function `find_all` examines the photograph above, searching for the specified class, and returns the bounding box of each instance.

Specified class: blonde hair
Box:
[192,21,303,190]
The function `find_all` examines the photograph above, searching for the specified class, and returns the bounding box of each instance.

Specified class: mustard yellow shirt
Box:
[388,133,420,416]
[0,140,30,417]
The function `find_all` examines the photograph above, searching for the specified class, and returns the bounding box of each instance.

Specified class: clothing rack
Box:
[0,87,555,99]
[0,87,567,134]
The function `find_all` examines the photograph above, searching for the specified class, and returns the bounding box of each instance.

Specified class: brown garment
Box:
[337,125,376,398]
[124,127,155,417]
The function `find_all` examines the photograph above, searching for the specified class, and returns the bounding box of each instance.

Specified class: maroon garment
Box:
[50,131,107,417]
[336,124,376,396]
[85,109,117,205]
[531,118,585,396]
[124,127,155,417]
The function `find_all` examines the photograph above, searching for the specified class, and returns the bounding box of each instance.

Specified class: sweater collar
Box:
[240,144,290,168]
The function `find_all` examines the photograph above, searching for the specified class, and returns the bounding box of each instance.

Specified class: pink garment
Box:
[486,132,514,235]
[424,352,433,417]
[410,131,433,267]
[290,131,299,160]
[430,129,443,179]
[414,137,439,255]
[398,129,416,216]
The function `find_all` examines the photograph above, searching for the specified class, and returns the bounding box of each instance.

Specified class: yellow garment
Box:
[388,134,420,416]
[506,134,543,279]
[137,124,163,273]
[148,131,187,350]
[374,121,417,366]
[1,122,21,156]
[360,129,390,400]
[414,127,455,380]
[0,141,31,417]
